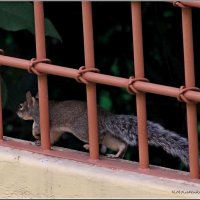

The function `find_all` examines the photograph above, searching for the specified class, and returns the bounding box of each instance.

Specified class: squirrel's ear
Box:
[26,91,33,107]
[32,97,36,106]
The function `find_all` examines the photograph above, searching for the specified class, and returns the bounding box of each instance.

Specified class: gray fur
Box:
[17,91,189,167]
[104,114,189,166]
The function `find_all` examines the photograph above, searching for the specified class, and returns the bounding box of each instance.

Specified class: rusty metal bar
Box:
[180,1,200,8]
[0,78,3,141]
[182,7,199,179]
[0,51,4,141]
[168,1,200,8]
[82,1,99,160]
[1,55,200,102]
[34,2,51,150]
[131,2,149,169]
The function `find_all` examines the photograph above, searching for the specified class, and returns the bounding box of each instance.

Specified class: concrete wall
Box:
[0,145,199,199]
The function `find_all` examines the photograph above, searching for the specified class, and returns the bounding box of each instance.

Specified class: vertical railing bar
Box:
[181,7,199,178]
[82,1,99,160]
[0,76,3,141]
[34,2,51,150]
[131,2,149,169]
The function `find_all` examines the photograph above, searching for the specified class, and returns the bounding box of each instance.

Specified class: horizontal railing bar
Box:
[0,55,200,102]
[0,55,78,78]
[181,2,200,8]
[85,72,200,101]
[167,1,200,8]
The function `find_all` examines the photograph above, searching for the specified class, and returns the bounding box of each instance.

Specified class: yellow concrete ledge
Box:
[0,145,199,199]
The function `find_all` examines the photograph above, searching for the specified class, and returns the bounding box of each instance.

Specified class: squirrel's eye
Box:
[19,104,23,110]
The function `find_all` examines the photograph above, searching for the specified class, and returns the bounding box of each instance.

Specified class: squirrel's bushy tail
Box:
[105,114,189,167]
[147,121,189,167]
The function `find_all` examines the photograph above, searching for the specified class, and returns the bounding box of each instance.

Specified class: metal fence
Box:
[0,1,199,182]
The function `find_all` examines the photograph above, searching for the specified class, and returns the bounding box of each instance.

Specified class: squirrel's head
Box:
[16,91,39,120]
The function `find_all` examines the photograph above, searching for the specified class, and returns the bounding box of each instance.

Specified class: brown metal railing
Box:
[0,1,199,181]
[82,2,99,160]
[131,2,149,169]
[34,2,51,150]
[181,6,199,179]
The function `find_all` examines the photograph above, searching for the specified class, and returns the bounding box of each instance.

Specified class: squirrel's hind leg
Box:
[50,131,64,144]
[106,143,127,158]
[102,133,128,158]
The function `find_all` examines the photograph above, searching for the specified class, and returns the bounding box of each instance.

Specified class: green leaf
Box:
[99,91,112,110]
[111,58,120,76]
[163,10,173,18]
[0,2,34,32]
[122,92,132,101]
[44,18,62,42]
[0,2,62,42]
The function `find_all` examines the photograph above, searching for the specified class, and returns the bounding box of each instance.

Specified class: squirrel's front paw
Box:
[106,154,118,158]
[32,140,41,146]
[83,144,90,151]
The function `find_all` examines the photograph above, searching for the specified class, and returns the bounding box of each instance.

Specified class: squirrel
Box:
[16,91,189,167]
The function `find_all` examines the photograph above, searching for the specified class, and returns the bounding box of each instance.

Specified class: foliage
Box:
[0,2,62,41]
[0,2,62,110]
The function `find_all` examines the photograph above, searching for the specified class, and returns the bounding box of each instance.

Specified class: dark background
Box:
[0,2,200,171]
